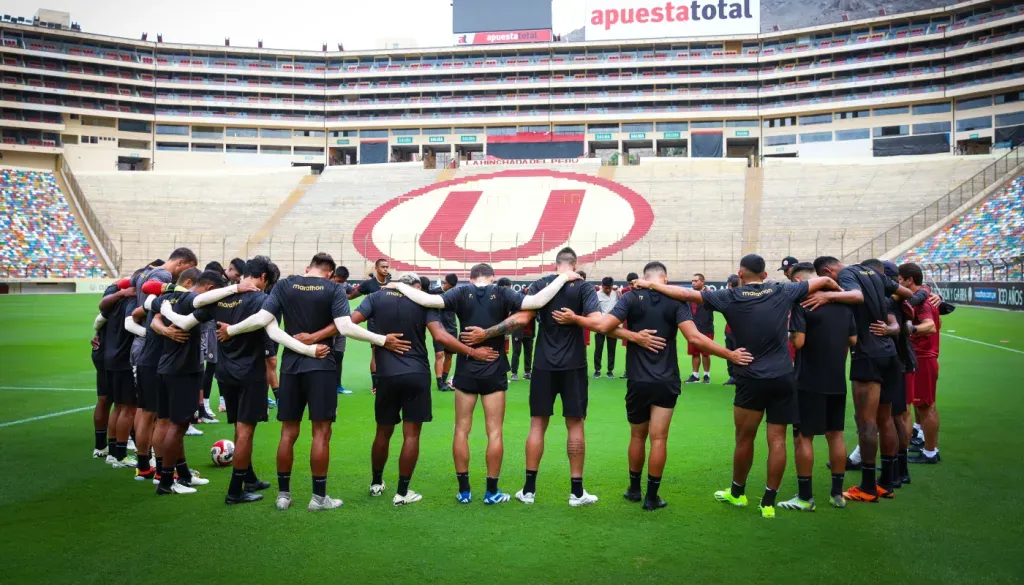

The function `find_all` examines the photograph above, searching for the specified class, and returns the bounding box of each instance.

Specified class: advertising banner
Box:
[454,29,553,45]
[931,281,1024,311]
[585,0,760,40]
[462,158,588,166]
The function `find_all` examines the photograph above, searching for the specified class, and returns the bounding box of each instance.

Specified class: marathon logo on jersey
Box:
[218,299,243,308]
[586,0,759,40]
[974,288,998,303]
[292,284,325,292]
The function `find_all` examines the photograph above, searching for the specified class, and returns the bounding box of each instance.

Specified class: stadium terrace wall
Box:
[931,281,1024,310]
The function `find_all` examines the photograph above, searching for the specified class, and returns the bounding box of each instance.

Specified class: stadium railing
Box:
[844,145,1023,264]
[59,156,121,275]
[922,256,1024,283]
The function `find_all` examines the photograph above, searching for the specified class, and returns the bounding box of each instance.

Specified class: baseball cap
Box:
[882,261,899,280]
[740,254,766,274]
[778,256,799,271]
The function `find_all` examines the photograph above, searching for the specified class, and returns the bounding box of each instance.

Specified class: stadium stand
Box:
[0,167,106,278]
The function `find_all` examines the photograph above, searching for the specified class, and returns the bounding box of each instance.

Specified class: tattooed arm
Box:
[459,311,536,346]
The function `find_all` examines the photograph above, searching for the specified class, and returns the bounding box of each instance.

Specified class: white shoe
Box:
[185,425,204,436]
[126,439,136,452]
[308,494,343,511]
[161,481,197,495]
[105,454,118,465]
[369,482,387,497]
[185,471,210,486]
[392,491,422,507]
[569,490,599,507]
[112,456,138,469]
[276,492,292,510]
[198,416,218,424]
[515,490,535,504]
[93,448,108,459]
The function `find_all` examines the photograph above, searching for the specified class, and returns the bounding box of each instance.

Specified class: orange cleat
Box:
[876,485,894,499]
[842,486,880,503]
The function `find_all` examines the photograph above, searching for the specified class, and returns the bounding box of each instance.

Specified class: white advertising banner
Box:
[585,0,760,40]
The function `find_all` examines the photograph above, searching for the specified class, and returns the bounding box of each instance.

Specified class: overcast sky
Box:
[6,0,588,51]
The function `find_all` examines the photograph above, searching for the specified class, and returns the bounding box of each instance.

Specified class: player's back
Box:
[272,275,344,335]
[357,291,433,375]
[196,290,267,380]
[838,265,897,358]
[791,302,854,390]
[442,283,522,377]
[529,274,600,371]
[158,290,203,375]
[618,290,690,383]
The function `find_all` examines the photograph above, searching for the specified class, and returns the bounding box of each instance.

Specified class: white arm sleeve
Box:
[334,316,387,346]
[124,316,146,338]
[521,273,570,310]
[191,284,238,308]
[160,300,200,331]
[265,320,317,357]
[226,309,275,336]
[143,294,156,311]
[392,283,445,309]
[93,314,107,331]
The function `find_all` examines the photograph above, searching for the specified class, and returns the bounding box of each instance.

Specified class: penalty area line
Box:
[0,406,92,428]
[942,333,1024,355]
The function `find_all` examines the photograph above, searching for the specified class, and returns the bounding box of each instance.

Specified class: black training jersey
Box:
[194,290,268,382]
[103,295,138,372]
[889,297,916,373]
[609,290,693,384]
[702,281,810,379]
[157,291,203,375]
[356,291,440,377]
[92,283,119,365]
[357,275,391,296]
[528,274,602,371]
[262,275,350,375]
[837,265,899,359]
[692,300,715,335]
[441,284,523,378]
[137,291,175,368]
[430,286,458,334]
[789,303,855,394]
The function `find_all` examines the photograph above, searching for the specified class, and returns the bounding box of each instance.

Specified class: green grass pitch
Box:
[1,294,1022,584]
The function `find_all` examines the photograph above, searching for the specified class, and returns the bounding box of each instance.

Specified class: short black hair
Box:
[791,262,816,278]
[197,269,227,288]
[168,247,198,266]
[229,258,246,275]
[333,266,350,281]
[739,253,765,274]
[419,276,432,291]
[244,255,273,281]
[898,262,924,286]
[813,256,840,274]
[149,259,165,267]
[626,272,639,282]
[555,247,577,266]
[309,252,336,272]
[693,273,705,282]
[469,263,494,279]
[601,276,614,287]
[576,270,586,280]
[375,258,388,267]
[643,261,667,277]
[267,262,281,290]
[445,273,458,287]
[496,277,512,287]
[204,261,224,274]
[726,274,740,288]
[177,267,201,286]
[862,258,884,274]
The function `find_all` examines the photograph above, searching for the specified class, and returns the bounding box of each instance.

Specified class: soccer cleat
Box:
[185,473,211,486]
[218,405,227,413]
[371,387,377,395]
[134,467,157,482]
[225,492,263,505]
[112,456,137,469]
[714,490,748,507]
[778,496,816,512]
[156,481,197,495]
[483,490,511,505]
[909,452,940,464]
[185,425,204,436]
[623,487,643,503]
[93,448,108,459]
[509,374,518,382]
[308,494,343,511]
[592,371,601,379]
[523,372,531,380]
[569,490,599,507]
[515,490,535,505]
[337,386,353,395]
[619,374,627,379]
[126,439,136,452]
[909,443,924,453]
[724,377,736,386]
[606,372,615,379]
[392,491,423,507]
[893,475,903,489]
[876,485,894,499]
[759,505,776,519]
[456,491,472,504]
[198,415,218,424]
[267,397,277,409]
[829,494,847,508]
[643,497,668,511]
[684,375,700,384]
[369,482,387,497]
[842,486,880,503]
[910,435,924,447]
[275,492,292,510]
[900,474,912,486]
[702,374,711,384]
[244,480,271,492]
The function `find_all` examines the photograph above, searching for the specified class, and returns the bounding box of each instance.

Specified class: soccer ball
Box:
[210,439,234,467]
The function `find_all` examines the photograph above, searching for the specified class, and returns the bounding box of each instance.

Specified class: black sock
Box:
[115,442,127,460]
[372,469,384,486]
[831,473,845,497]
[898,450,909,477]
[137,454,151,472]
[245,463,258,484]
[278,471,291,493]
[456,472,470,493]
[159,467,175,489]
[523,470,538,494]
[94,430,107,450]
[486,476,498,494]
[312,476,327,497]
[797,476,812,501]
[646,475,661,500]
[879,456,895,488]
[436,376,444,390]
[229,469,246,496]
[371,373,379,388]
[107,437,116,456]
[442,371,449,381]
[397,475,411,496]
[271,387,279,401]
[860,464,877,494]
[571,477,584,498]
[761,487,778,507]
[175,461,191,485]
[731,481,745,498]
[629,470,642,492]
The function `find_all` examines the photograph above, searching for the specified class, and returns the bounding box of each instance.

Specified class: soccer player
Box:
[430,273,459,391]
[199,260,226,422]
[593,277,619,379]
[684,273,715,384]
[388,262,574,504]
[330,266,355,395]
[899,263,942,465]
[806,256,912,503]
[509,312,534,382]
[220,253,410,511]
[779,262,857,511]
[98,271,141,468]
[264,263,282,408]
[351,273,497,506]
[349,258,391,393]
[723,274,740,386]
[619,272,640,378]
[90,278,131,458]
[225,258,245,284]
[778,256,799,282]
[559,261,752,510]
[637,254,840,518]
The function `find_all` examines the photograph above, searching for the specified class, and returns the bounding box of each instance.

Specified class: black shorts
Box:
[734,374,798,425]
[278,370,337,422]
[433,340,454,356]
[451,373,507,396]
[375,373,433,425]
[109,369,137,406]
[219,375,269,425]
[529,368,589,418]
[157,373,201,425]
[264,335,279,360]
[625,380,681,424]
[136,365,161,413]
[94,359,110,400]
[795,391,846,437]
[888,370,908,415]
